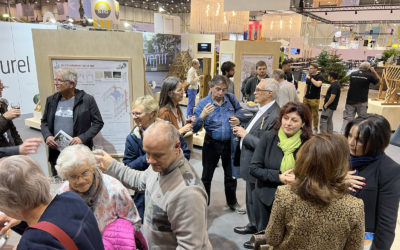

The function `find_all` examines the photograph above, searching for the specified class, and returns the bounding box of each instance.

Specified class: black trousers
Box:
[254,199,272,231]
[202,135,237,206]
[245,181,257,229]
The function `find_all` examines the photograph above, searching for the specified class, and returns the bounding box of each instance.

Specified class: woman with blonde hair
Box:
[265,133,365,250]
[123,95,190,219]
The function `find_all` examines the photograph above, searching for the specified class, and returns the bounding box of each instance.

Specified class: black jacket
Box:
[41,89,104,163]
[0,103,23,147]
[235,102,280,182]
[249,130,302,207]
[352,153,400,250]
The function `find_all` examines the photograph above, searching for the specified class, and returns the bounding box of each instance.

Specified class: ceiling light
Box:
[159,6,165,12]
[2,13,9,18]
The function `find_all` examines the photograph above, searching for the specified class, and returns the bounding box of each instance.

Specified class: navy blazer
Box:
[352,153,400,250]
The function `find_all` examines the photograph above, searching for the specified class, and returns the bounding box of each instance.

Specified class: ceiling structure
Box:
[0,0,191,13]
[291,0,400,24]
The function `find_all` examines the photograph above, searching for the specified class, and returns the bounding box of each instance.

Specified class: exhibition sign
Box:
[142,32,181,92]
[91,0,119,29]
[240,54,274,84]
[51,58,131,154]
[0,22,56,114]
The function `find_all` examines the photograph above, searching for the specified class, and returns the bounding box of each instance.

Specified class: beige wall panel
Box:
[188,34,216,76]
[32,29,144,118]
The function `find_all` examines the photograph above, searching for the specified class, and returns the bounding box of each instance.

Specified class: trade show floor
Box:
[5,89,400,250]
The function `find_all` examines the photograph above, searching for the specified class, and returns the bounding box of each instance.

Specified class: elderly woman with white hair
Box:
[56,144,146,249]
[0,155,104,249]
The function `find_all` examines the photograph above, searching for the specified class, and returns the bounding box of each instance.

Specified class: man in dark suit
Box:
[232,78,281,249]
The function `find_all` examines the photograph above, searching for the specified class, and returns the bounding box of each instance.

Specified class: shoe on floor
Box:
[233,225,257,235]
[227,203,246,214]
[243,240,254,249]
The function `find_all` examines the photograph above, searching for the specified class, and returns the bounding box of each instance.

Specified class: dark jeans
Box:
[202,135,237,206]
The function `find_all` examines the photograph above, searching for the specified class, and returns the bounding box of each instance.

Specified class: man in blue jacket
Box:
[193,75,245,213]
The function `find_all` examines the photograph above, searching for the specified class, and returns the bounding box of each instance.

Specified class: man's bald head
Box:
[143,120,181,172]
[144,120,179,147]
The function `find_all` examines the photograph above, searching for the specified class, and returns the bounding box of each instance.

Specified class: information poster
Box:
[240,54,273,84]
[52,59,130,154]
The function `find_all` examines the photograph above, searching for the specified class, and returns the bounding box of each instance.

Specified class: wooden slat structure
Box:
[380,65,400,105]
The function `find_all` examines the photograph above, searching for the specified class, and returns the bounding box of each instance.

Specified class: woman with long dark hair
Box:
[158,77,193,135]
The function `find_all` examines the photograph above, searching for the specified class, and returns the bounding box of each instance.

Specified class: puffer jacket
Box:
[102,218,148,250]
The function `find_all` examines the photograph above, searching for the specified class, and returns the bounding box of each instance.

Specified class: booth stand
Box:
[368,99,400,130]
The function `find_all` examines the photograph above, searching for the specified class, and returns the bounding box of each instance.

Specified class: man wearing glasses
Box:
[193,75,246,214]
[232,79,281,248]
[41,68,103,176]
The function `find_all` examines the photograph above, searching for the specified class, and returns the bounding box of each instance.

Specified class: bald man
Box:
[98,120,211,249]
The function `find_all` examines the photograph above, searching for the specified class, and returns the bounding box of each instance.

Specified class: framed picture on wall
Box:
[240,54,274,84]
[50,57,132,154]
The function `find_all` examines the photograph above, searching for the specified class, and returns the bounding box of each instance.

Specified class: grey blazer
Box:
[237,102,280,182]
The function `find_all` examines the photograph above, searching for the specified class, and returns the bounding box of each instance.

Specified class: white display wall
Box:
[0,22,56,114]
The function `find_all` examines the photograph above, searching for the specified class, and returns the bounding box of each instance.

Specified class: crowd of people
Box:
[0,59,398,250]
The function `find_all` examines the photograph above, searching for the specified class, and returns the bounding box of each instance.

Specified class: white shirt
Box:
[240,100,276,149]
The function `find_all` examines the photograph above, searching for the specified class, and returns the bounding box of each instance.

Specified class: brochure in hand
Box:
[54,130,72,152]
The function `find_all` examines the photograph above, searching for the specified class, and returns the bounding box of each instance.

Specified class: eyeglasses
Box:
[131,112,145,117]
[68,169,92,181]
[54,78,70,84]
[255,88,271,93]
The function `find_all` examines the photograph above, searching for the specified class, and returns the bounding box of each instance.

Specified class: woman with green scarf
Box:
[249,102,312,234]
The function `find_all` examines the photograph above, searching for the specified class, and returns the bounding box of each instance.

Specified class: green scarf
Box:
[277,127,302,173]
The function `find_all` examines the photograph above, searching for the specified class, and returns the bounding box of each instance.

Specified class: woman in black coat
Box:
[249,102,312,232]
[345,114,400,250]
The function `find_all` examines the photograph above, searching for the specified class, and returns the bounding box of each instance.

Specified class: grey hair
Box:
[359,62,371,71]
[55,144,97,179]
[0,156,51,211]
[273,69,285,80]
[132,95,159,115]
[56,68,78,87]
[261,78,279,100]
[192,59,199,66]
[209,75,228,88]
[144,120,179,147]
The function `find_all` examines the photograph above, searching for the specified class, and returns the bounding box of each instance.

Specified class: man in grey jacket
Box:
[97,120,211,249]
[232,78,281,249]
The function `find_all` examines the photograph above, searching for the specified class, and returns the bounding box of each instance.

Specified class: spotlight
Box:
[355,10,357,14]
[390,9,393,13]
[325,12,327,15]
